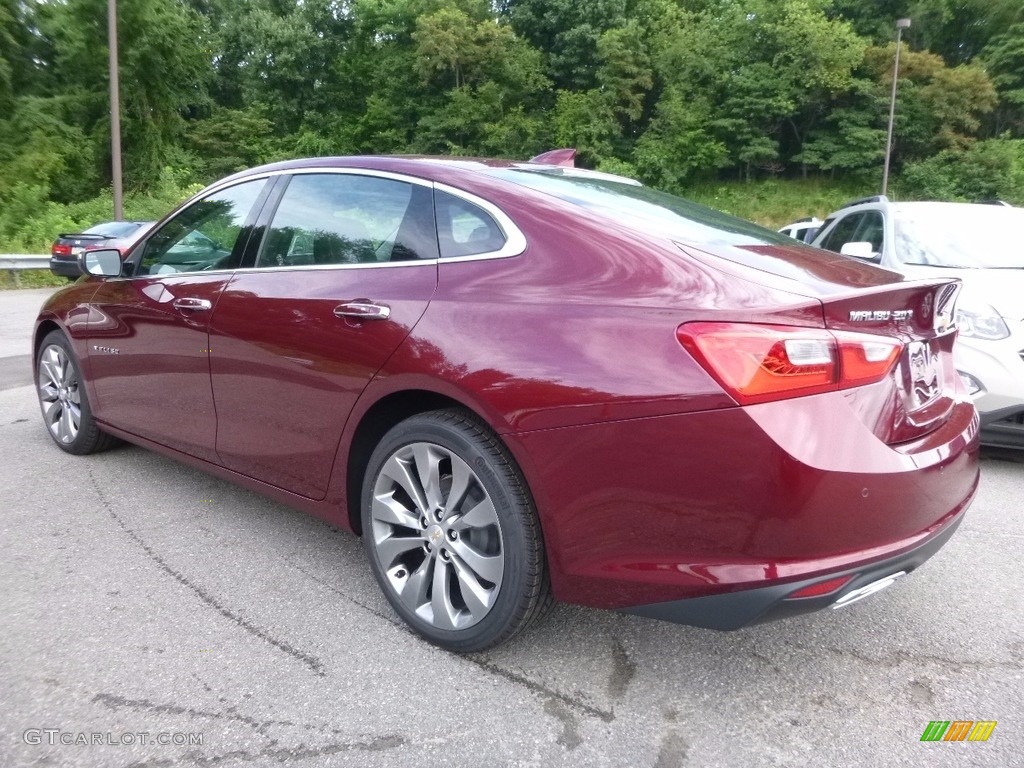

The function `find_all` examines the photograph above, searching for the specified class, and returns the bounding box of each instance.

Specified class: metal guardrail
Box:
[1,254,51,288]
[0,254,49,269]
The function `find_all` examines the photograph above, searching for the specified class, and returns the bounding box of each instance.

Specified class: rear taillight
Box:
[52,244,71,257]
[677,322,903,405]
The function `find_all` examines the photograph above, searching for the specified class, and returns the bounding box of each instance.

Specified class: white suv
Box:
[812,196,1024,448]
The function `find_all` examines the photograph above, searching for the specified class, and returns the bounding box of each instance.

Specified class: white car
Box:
[812,196,1024,448]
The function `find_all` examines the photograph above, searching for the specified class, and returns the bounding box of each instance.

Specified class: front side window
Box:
[818,213,865,254]
[258,174,438,267]
[856,211,885,253]
[139,180,266,276]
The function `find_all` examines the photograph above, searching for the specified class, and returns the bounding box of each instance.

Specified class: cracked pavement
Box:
[1,287,1021,767]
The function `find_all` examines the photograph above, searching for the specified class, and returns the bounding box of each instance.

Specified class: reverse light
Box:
[677,322,904,405]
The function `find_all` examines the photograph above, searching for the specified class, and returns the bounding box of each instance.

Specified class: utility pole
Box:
[882,18,911,196]
[108,0,123,220]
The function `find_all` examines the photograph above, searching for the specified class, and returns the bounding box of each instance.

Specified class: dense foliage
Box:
[2,0,1024,252]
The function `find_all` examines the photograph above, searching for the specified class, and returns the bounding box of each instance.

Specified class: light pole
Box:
[881,18,911,196]
[108,0,123,220]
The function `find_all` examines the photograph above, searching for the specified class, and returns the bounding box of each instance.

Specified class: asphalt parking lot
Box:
[1,287,1022,767]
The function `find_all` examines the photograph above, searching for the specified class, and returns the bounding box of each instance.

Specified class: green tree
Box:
[864,44,996,166]
[503,0,628,90]
[982,23,1024,136]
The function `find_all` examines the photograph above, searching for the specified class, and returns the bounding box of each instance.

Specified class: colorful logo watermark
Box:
[920,721,996,742]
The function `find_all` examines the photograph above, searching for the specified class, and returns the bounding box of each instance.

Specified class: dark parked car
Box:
[34,154,979,652]
[49,220,154,278]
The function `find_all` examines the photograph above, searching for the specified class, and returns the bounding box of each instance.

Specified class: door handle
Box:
[172,297,213,312]
[333,301,391,321]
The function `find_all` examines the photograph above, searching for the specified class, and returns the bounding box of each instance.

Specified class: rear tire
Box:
[36,330,118,455]
[361,409,551,652]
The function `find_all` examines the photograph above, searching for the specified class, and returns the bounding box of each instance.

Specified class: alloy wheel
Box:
[369,442,504,630]
[38,344,81,444]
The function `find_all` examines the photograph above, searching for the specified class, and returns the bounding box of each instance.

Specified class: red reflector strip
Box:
[785,575,855,600]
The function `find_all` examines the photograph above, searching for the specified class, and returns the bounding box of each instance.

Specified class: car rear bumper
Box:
[49,256,81,278]
[510,391,979,620]
[621,500,967,629]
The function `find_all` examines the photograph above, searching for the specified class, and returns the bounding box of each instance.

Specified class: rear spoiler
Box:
[57,232,110,240]
[529,148,577,167]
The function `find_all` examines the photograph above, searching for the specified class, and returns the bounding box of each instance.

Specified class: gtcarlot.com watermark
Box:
[24,729,203,747]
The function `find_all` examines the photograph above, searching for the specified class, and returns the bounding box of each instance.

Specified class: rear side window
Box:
[258,174,438,267]
[435,190,506,258]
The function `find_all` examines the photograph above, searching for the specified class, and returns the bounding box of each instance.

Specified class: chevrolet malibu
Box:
[34,154,979,652]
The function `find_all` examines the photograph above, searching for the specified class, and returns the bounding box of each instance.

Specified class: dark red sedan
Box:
[34,154,979,651]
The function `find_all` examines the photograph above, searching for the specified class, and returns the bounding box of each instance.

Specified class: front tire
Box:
[36,330,117,455]
[361,409,551,652]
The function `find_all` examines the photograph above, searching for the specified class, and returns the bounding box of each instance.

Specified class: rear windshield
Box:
[487,168,793,247]
[894,206,1024,268]
[84,221,144,238]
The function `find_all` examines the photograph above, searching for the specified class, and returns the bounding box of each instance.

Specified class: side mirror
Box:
[839,241,878,260]
[80,248,123,277]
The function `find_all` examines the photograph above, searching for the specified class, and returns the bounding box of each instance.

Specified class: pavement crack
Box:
[93,692,372,741]
[118,735,406,767]
[290,558,616,723]
[86,469,325,677]
[288,560,408,630]
[468,658,615,723]
[94,693,277,735]
[175,735,407,765]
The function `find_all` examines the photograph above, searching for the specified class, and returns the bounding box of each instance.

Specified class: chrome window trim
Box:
[233,260,438,275]
[122,166,529,280]
[433,181,527,261]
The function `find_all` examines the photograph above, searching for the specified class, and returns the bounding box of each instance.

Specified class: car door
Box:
[208,171,439,499]
[86,178,272,461]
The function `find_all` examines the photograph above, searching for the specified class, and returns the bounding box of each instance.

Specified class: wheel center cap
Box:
[426,525,444,547]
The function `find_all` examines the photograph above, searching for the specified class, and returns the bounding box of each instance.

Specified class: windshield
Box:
[894,206,1024,268]
[487,168,793,248]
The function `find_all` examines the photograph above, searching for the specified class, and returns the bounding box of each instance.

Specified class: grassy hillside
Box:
[685,178,873,229]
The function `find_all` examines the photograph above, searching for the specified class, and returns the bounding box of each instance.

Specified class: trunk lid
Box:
[684,241,964,445]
